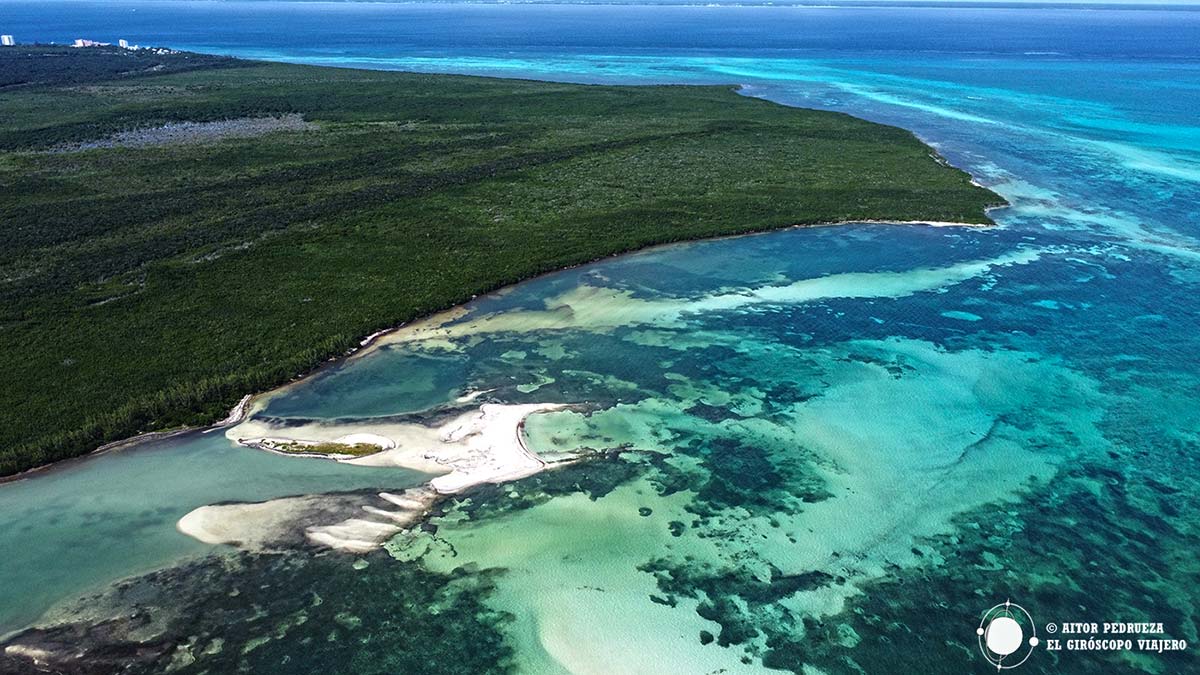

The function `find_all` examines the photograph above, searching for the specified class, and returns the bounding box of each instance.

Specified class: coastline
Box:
[321,217,998,362]
[295,217,999,363]
[0,394,255,486]
[0,217,998,488]
[1,47,1008,479]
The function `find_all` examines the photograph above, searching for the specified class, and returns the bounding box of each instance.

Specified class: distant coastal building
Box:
[72,39,109,48]
[118,39,128,49]
[1,35,15,47]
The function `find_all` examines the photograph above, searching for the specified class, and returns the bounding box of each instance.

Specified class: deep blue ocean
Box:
[2,2,1200,673]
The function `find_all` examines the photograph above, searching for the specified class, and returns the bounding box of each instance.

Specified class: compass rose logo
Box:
[977,600,1039,670]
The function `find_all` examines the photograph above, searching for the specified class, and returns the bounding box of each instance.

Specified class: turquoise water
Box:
[2,2,1199,673]
[0,433,431,637]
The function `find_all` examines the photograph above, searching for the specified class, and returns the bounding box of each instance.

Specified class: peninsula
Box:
[0,46,1003,476]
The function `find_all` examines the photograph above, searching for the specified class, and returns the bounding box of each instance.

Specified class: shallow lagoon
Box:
[2,2,1200,672]
[0,431,431,637]
[3,223,1198,672]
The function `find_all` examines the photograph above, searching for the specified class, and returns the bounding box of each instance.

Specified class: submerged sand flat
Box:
[177,488,438,553]
[408,337,1107,673]
[371,246,1043,350]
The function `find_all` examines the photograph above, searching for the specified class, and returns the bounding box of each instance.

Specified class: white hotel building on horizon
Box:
[1,35,15,46]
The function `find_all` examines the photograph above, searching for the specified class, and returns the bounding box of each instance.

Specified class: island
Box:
[0,46,1003,477]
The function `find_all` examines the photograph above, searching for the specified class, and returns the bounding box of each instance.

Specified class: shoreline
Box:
[0,394,255,487]
[285,217,999,365]
[0,217,997,487]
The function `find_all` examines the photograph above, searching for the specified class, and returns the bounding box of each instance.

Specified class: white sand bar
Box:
[177,487,439,553]
[334,433,396,449]
[178,403,575,552]
[227,402,570,494]
[346,402,568,494]
[177,496,327,550]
